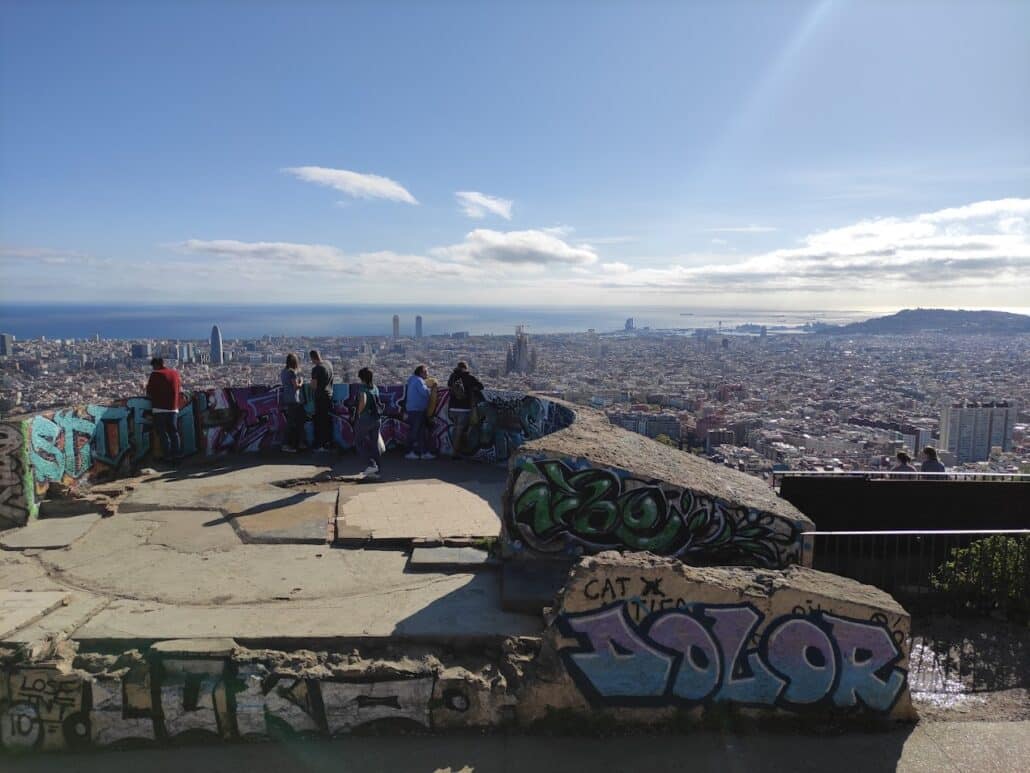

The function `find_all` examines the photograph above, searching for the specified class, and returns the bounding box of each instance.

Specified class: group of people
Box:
[892,446,947,473]
[278,352,484,481]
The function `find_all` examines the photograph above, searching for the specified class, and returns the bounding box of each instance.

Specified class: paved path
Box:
[3,721,1027,773]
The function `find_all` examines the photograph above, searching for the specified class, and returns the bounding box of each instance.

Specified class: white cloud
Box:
[591,198,1030,294]
[431,228,598,266]
[455,191,513,220]
[283,166,418,204]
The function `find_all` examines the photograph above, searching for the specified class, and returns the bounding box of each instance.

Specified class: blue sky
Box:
[1,0,1028,309]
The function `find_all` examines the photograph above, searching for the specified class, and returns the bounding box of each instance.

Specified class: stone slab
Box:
[336,479,503,544]
[2,592,108,644]
[229,490,336,544]
[72,572,543,644]
[0,591,70,639]
[0,514,102,550]
[501,560,574,613]
[150,637,240,657]
[408,546,498,571]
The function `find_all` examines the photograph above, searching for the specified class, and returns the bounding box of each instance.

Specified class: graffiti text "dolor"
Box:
[559,603,906,713]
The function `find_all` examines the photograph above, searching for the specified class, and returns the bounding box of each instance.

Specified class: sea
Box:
[0,303,875,341]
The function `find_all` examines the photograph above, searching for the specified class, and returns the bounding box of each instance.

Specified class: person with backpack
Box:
[447,360,484,459]
[355,366,384,479]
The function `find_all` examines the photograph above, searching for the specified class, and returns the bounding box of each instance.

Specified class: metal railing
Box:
[806,529,1030,695]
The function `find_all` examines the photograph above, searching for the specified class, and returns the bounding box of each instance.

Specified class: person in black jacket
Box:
[447,361,483,459]
[309,349,335,451]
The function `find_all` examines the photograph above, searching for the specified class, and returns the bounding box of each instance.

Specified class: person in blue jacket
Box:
[405,365,434,460]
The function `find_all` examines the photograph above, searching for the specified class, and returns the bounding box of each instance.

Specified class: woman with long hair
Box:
[280,353,305,452]
[355,366,383,478]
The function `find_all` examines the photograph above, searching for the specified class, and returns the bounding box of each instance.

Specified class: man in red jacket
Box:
[146,357,183,461]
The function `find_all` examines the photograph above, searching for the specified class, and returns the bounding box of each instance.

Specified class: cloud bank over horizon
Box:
[3,198,1028,307]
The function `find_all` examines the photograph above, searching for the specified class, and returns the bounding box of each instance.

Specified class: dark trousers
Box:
[314,392,333,449]
[154,411,181,459]
[407,410,427,454]
[356,413,382,466]
[285,404,306,448]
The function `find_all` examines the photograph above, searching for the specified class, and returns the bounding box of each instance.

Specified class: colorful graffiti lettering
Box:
[0,421,35,527]
[558,602,907,713]
[509,457,802,567]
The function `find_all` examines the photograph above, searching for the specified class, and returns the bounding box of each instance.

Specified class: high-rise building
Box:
[210,325,223,365]
[625,317,635,331]
[392,315,400,338]
[130,343,152,359]
[415,315,423,339]
[939,401,1017,463]
[0,333,14,357]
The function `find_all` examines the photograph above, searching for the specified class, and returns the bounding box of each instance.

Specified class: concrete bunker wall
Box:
[502,409,813,569]
[0,385,577,526]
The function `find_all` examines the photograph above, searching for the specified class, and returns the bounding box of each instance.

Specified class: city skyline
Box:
[1,2,1028,309]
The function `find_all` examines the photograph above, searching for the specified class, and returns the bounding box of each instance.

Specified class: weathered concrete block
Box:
[0,421,35,529]
[503,414,812,568]
[321,677,434,734]
[431,667,514,729]
[0,667,90,751]
[235,665,322,738]
[519,552,916,725]
[157,658,228,740]
[90,668,156,746]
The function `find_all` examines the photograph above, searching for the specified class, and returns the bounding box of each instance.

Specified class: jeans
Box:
[407,410,427,454]
[356,413,382,466]
[284,403,306,448]
[313,392,333,449]
[153,411,181,459]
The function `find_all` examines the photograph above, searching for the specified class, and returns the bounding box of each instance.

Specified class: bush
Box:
[930,535,1030,620]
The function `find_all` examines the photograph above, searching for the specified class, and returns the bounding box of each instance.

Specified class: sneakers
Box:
[313,446,331,453]
[362,462,380,477]
[282,445,297,453]
[404,451,420,460]
[420,452,437,460]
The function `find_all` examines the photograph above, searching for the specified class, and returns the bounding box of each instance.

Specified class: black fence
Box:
[807,529,1030,695]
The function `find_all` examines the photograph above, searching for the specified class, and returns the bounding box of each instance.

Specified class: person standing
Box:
[280,353,305,453]
[146,357,182,462]
[891,451,915,472]
[355,367,383,479]
[447,360,484,459]
[404,365,434,460]
[309,350,334,452]
[921,446,946,473]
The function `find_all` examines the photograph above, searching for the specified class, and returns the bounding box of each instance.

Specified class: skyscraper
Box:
[210,325,223,365]
[625,318,635,331]
[0,333,13,357]
[392,315,400,338]
[939,401,1016,462]
[506,325,536,374]
[415,315,423,339]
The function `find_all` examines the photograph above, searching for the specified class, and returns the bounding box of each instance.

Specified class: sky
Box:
[1,0,1028,311]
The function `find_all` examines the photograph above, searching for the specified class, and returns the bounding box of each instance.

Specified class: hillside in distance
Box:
[817,308,1030,335]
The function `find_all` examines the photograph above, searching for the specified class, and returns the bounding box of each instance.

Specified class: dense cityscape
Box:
[2,314,1026,481]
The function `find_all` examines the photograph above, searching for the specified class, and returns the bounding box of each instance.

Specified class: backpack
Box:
[364,386,385,417]
[448,373,467,402]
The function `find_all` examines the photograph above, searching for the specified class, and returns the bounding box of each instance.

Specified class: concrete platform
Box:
[0,591,71,639]
[408,546,498,571]
[0,513,102,550]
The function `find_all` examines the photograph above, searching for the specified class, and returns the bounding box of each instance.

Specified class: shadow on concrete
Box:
[201,491,323,528]
[0,726,923,773]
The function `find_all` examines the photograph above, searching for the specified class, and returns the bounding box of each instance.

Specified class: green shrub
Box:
[929,535,1029,620]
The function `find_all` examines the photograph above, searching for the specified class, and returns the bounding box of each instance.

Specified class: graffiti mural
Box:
[20,387,575,494]
[0,421,35,527]
[1,655,483,751]
[558,602,907,714]
[508,456,803,567]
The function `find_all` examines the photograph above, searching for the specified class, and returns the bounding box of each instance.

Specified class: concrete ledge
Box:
[502,408,812,568]
[518,552,917,724]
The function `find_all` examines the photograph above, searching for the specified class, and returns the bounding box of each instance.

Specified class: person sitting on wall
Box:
[404,365,435,461]
[309,349,334,452]
[145,357,182,463]
[891,451,916,472]
[447,360,484,460]
[920,446,946,473]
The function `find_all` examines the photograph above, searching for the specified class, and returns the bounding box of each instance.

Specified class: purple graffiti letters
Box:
[559,603,906,713]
